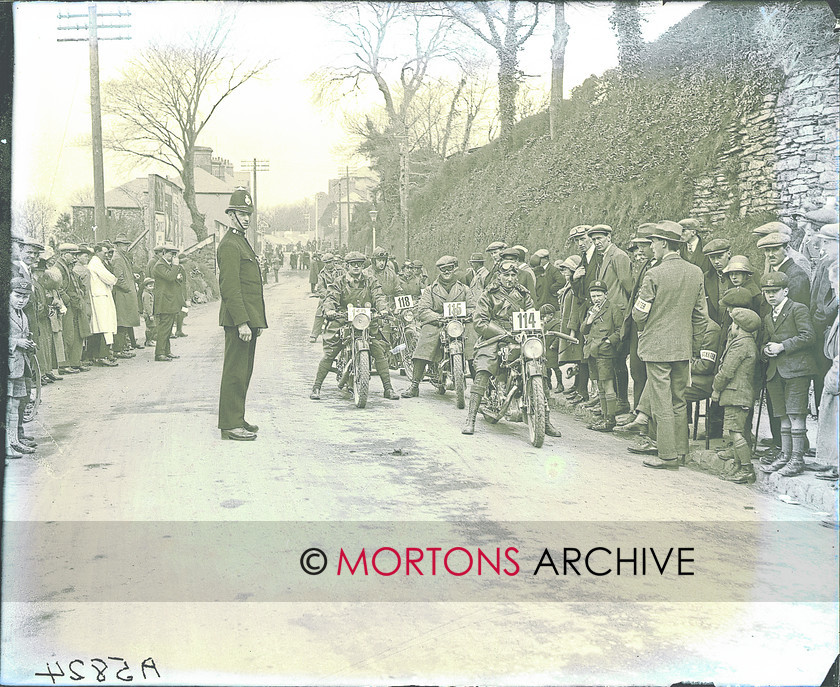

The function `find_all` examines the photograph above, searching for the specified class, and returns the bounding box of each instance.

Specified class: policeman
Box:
[217,187,267,441]
[401,255,476,398]
[310,251,400,401]
[463,257,562,437]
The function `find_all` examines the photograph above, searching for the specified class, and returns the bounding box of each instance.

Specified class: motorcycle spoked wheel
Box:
[399,328,415,376]
[525,377,546,448]
[435,368,448,395]
[353,351,370,409]
[452,353,465,410]
[23,355,42,422]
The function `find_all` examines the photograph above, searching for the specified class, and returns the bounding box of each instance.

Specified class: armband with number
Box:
[700,349,717,362]
[634,298,651,314]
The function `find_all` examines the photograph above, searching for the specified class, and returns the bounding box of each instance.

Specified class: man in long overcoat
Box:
[217,187,267,441]
[153,244,183,362]
[110,234,142,355]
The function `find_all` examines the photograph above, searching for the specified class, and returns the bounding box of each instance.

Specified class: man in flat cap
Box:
[810,223,840,411]
[153,243,183,363]
[756,232,810,307]
[632,221,708,470]
[678,218,712,274]
[753,221,811,276]
[54,244,89,374]
[701,238,734,325]
[217,187,267,440]
[533,248,564,311]
[470,241,508,300]
[463,253,485,288]
[795,202,838,269]
[758,271,818,477]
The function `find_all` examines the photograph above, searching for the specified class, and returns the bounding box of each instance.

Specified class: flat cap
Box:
[801,206,838,225]
[77,245,94,255]
[158,242,179,253]
[486,241,507,252]
[756,232,788,248]
[678,218,702,231]
[411,260,424,268]
[760,271,789,289]
[14,235,45,250]
[435,255,458,268]
[818,223,839,241]
[469,252,484,263]
[568,225,592,240]
[58,242,80,252]
[344,251,366,263]
[528,254,542,268]
[587,224,613,236]
[752,221,791,236]
[113,233,131,244]
[702,238,731,255]
[589,280,608,293]
[10,276,33,294]
[720,287,756,309]
[511,244,528,255]
[631,224,656,243]
[499,247,521,260]
[731,307,761,333]
[143,277,155,286]
[533,248,550,259]
[722,255,754,274]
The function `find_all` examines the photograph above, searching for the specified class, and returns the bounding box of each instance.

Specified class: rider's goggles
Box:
[499,264,518,275]
[438,264,456,274]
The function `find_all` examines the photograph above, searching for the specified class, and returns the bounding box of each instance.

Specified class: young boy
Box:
[758,271,818,477]
[581,280,623,431]
[7,277,37,459]
[712,307,761,483]
[141,278,156,346]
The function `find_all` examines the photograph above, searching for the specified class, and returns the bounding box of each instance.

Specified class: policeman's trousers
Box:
[644,360,689,461]
[218,326,258,430]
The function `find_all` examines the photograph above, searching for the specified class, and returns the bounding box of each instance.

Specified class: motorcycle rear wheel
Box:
[452,353,465,409]
[526,377,546,448]
[354,351,370,409]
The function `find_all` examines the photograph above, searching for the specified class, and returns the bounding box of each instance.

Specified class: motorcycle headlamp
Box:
[445,320,465,338]
[402,310,414,323]
[352,313,371,330]
[522,338,544,359]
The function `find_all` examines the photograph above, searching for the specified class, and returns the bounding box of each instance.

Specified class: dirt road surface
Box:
[3,269,837,686]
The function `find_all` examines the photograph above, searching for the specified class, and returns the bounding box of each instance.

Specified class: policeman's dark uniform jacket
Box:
[152,247,184,359]
[217,189,268,438]
[311,256,399,399]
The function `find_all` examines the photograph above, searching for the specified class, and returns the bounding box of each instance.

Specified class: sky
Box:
[11,1,703,215]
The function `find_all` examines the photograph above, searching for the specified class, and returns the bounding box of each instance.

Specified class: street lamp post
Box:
[368,209,378,255]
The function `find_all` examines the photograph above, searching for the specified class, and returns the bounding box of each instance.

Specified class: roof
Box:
[194,167,234,195]
[102,178,149,208]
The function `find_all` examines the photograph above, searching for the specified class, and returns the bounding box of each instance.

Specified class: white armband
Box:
[634,298,651,314]
[700,349,717,362]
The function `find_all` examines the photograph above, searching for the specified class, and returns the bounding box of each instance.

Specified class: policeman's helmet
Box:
[227,187,254,215]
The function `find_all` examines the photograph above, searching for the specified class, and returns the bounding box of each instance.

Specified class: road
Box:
[2,269,837,686]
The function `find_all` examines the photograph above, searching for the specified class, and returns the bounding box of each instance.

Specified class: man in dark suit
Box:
[217,187,267,441]
[678,218,712,274]
[701,238,734,325]
[757,232,810,307]
[152,243,183,362]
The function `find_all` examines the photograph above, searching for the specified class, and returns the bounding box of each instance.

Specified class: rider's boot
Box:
[376,355,400,400]
[545,407,562,437]
[401,360,425,398]
[310,358,332,400]
[462,371,488,435]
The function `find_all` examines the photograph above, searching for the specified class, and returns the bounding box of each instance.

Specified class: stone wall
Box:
[690,45,840,229]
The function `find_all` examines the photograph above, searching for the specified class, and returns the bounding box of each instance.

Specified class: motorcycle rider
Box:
[401,255,477,398]
[309,253,342,343]
[310,251,401,401]
[364,246,403,354]
[463,257,562,437]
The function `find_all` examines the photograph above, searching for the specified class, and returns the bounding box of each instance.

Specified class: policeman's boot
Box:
[401,361,426,398]
[375,356,400,400]
[462,372,488,435]
[310,358,332,400]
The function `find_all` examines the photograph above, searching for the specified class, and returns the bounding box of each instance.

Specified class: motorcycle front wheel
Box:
[526,377,546,448]
[452,353,465,409]
[354,351,370,409]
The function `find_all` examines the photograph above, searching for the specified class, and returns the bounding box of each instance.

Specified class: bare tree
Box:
[549,1,569,140]
[437,1,542,140]
[14,196,56,243]
[103,20,271,242]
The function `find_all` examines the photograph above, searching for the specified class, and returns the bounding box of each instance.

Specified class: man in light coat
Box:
[87,242,119,365]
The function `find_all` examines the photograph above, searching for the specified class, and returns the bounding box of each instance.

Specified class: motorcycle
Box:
[427,301,470,409]
[390,295,419,375]
[479,309,577,448]
[332,305,375,409]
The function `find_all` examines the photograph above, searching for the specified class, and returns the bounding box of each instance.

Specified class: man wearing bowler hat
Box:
[632,221,708,470]
[153,243,183,363]
[217,187,267,441]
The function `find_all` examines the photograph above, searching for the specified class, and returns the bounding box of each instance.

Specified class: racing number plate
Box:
[512,310,541,331]
[443,301,467,318]
[394,294,414,311]
[347,306,372,320]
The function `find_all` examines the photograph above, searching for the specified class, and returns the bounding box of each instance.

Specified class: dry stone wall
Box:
[690,46,840,229]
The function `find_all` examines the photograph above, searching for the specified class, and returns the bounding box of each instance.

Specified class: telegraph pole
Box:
[240,158,269,250]
[345,165,351,245]
[58,5,130,241]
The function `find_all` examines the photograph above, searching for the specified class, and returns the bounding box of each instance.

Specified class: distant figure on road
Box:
[217,187,267,441]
